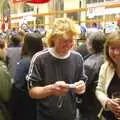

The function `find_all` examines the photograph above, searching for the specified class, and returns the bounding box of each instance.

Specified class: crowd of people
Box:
[0,17,120,120]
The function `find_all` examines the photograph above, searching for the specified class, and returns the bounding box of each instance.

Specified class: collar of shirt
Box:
[48,47,71,59]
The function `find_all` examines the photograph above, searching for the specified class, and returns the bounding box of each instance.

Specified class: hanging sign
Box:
[25,0,50,4]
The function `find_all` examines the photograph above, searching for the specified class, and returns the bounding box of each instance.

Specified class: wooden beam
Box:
[33,8,88,16]
[11,16,23,20]
[105,3,120,8]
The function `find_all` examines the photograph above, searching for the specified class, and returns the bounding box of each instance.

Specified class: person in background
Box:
[76,42,90,60]
[17,30,26,45]
[96,31,120,120]
[5,35,22,79]
[0,39,12,120]
[78,31,105,120]
[38,25,46,37]
[11,33,43,120]
[86,22,99,36]
[11,28,17,36]
[76,26,101,60]
[26,18,87,120]
[75,34,91,60]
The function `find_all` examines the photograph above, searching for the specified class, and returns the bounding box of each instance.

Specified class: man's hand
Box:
[73,80,86,95]
[52,81,69,96]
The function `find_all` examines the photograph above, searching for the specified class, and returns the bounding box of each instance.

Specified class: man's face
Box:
[54,33,74,56]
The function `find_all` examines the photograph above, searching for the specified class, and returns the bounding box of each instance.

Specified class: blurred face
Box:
[109,41,120,65]
[86,38,93,53]
[54,33,73,56]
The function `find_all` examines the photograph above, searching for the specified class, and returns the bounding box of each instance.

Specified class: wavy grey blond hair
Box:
[46,18,78,47]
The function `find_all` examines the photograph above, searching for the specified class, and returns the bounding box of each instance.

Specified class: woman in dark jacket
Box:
[11,33,43,120]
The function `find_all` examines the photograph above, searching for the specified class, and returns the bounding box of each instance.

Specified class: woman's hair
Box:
[10,35,21,47]
[21,33,43,57]
[46,18,78,47]
[88,31,105,53]
[104,31,120,65]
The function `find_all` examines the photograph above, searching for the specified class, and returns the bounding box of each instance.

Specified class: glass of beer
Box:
[112,92,120,120]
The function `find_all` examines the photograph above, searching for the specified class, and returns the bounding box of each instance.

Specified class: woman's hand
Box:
[73,80,86,95]
[112,98,120,119]
[106,98,120,118]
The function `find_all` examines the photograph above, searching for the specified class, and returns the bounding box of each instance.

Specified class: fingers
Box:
[55,81,69,88]
[114,112,120,119]
[106,99,118,109]
[74,80,86,95]
[112,99,120,116]
[51,80,86,96]
[106,98,120,116]
[52,81,69,96]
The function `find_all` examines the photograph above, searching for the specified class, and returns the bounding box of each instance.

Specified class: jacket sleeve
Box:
[77,54,88,83]
[95,63,109,109]
[14,59,30,91]
[0,63,12,102]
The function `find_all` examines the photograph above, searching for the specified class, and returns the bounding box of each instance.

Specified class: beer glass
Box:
[112,92,120,120]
